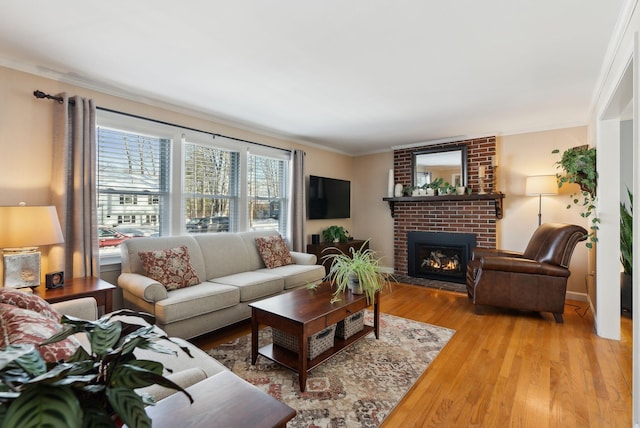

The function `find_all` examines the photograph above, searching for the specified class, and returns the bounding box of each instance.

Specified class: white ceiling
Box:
[0,1,626,155]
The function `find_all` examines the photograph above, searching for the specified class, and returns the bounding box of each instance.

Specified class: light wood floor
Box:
[191,283,632,427]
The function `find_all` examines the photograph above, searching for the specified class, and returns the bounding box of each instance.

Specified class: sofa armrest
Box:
[291,251,317,265]
[480,256,570,277]
[118,272,169,303]
[52,297,98,320]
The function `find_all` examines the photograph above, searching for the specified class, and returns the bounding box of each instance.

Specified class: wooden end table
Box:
[34,277,116,313]
[249,282,379,392]
[143,370,296,428]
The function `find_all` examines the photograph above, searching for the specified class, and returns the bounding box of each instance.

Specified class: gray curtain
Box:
[290,149,306,252]
[49,94,99,279]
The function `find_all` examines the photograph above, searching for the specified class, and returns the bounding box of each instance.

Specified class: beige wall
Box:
[497,127,590,295]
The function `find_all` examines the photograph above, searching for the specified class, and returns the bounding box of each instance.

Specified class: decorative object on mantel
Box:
[552,146,598,248]
[387,169,394,197]
[456,186,466,195]
[394,183,403,197]
[478,165,487,195]
[525,175,558,226]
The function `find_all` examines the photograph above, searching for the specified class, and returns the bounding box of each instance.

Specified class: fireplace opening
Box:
[408,231,476,284]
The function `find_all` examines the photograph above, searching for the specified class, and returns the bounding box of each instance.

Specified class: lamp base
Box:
[2,249,41,288]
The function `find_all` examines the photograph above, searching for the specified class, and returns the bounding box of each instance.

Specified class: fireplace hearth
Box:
[407,231,476,284]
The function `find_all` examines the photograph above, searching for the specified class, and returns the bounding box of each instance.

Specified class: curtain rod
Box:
[33,90,292,154]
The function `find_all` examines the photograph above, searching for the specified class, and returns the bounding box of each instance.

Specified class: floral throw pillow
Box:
[0,303,80,362]
[255,235,294,269]
[0,288,62,322]
[138,245,200,291]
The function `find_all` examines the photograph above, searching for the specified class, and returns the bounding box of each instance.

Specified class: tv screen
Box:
[308,175,351,219]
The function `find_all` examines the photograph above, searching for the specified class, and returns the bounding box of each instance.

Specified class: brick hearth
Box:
[392,137,498,276]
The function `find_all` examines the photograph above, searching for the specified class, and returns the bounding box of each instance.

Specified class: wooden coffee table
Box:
[249,282,379,392]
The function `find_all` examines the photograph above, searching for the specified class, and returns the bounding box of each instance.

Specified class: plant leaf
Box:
[106,387,152,428]
[3,384,81,428]
[90,320,122,356]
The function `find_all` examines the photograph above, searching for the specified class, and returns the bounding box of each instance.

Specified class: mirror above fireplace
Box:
[412,144,467,188]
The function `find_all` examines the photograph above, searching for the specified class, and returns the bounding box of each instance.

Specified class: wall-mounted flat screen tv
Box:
[308,175,351,219]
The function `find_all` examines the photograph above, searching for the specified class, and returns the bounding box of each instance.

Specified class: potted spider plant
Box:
[552,146,599,247]
[321,240,392,304]
[0,310,193,428]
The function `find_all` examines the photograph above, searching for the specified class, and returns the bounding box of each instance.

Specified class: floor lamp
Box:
[525,175,558,226]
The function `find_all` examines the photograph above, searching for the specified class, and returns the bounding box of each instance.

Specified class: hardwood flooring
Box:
[190,283,632,427]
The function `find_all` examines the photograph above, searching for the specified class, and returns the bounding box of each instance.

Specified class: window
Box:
[248,153,288,232]
[96,111,291,260]
[97,126,169,256]
[183,142,239,234]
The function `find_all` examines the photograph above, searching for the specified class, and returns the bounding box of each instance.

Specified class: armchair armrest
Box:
[52,297,98,320]
[473,247,523,259]
[480,256,570,277]
[290,251,317,265]
[118,272,169,303]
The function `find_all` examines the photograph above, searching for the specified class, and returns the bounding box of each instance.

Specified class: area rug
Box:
[207,312,455,427]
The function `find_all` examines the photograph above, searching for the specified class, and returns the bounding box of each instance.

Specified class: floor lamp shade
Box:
[0,205,64,288]
[525,175,558,226]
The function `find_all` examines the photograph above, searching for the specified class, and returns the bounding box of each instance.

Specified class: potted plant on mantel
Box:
[0,310,193,428]
[552,146,599,248]
[321,240,393,305]
[322,225,350,243]
[621,188,632,316]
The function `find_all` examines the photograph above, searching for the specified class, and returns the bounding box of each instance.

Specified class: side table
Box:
[34,277,116,313]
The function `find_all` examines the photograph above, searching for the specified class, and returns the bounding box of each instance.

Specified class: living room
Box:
[0,1,636,426]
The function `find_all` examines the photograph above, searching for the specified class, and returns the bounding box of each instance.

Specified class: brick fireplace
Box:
[391,137,499,277]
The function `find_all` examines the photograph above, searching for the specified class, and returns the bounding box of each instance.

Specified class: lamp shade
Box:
[0,205,64,249]
[525,175,559,196]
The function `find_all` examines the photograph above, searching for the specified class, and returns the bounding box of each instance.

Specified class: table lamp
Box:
[525,175,559,226]
[0,204,64,288]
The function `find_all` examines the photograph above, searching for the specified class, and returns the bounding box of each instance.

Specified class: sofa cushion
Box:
[138,245,200,291]
[0,303,80,362]
[256,263,326,289]
[153,282,240,324]
[0,288,62,321]
[255,234,294,269]
[211,271,284,302]
[194,233,252,279]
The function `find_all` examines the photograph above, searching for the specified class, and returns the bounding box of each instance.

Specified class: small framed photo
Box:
[45,271,64,289]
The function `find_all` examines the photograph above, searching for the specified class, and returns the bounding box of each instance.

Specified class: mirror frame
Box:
[411,144,468,189]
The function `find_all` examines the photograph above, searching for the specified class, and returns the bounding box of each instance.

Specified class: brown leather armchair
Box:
[466,223,587,323]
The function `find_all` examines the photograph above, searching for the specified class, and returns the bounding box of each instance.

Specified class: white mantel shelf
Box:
[382,192,505,218]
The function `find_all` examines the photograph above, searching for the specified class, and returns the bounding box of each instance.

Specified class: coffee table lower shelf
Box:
[259,325,374,373]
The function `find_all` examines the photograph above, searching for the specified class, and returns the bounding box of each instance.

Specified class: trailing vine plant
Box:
[552,146,599,248]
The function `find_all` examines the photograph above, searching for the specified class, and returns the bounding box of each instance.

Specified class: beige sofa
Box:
[118,230,325,339]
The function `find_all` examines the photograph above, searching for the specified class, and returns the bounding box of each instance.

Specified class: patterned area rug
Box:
[208,312,455,427]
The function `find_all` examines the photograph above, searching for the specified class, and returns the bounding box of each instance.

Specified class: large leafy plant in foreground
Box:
[0,310,193,428]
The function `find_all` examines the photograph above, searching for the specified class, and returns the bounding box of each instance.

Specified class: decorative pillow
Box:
[138,245,200,291]
[255,235,294,269]
[0,303,80,362]
[0,288,62,321]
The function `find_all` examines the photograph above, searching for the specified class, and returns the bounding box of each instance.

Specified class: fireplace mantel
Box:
[382,192,505,218]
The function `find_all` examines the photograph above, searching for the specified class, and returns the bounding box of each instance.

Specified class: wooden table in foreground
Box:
[144,371,296,428]
[34,277,116,313]
[249,282,379,392]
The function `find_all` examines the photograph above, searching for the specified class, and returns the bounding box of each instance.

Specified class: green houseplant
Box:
[0,310,193,428]
[422,177,443,196]
[321,240,393,305]
[621,188,632,315]
[322,225,349,243]
[552,146,599,247]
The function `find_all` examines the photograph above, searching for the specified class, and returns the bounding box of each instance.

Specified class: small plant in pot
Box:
[422,177,443,196]
[322,225,349,243]
[321,240,393,305]
[0,310,193,428]
[621,187,632,316]
[552,146,599,247]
